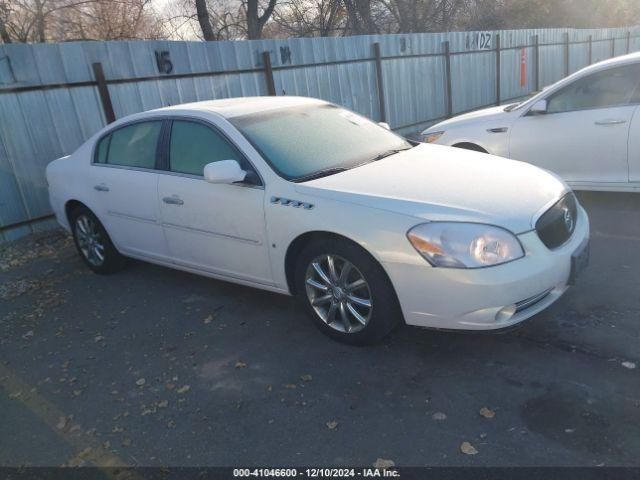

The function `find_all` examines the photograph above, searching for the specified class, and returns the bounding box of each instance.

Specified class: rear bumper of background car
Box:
[383,206,589,330]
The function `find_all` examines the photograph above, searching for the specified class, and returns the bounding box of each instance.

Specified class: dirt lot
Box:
[0,191,639,467]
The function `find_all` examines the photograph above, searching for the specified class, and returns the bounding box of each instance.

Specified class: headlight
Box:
[422,131,444,143]
[407,222,524,268]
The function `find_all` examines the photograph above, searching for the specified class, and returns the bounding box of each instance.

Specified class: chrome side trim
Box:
[162,222,261,245]
[107,210,157,224]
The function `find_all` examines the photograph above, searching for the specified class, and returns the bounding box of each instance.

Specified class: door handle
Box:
[595,119,627,126]
[94,184,109,192]
[162,196,184,206]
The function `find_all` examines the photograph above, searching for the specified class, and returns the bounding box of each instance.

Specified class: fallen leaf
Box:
[479,407,495,419]
[135,378,146,386]
[165,383,175,391]
[122,438,132,447]
[432,412,447,421]
[72,389,83,397]
[235,360,247,369]
[284,384,297,389]
[94,335,104,343]
[372,458,395,469]
[622,361,636,369]
[300,374,313,382]
[167,420,176,428]
[176,385,190,394]
[22,330,34,339]
[112,427,123,433]
[157,400,168,408]
[56,416,70,430]
[203,315,213,324]
[460,441,478,455]
[8,391,22,400]
[326,420,338,430]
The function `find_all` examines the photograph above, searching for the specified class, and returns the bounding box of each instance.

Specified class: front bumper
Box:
[383,206,590,330]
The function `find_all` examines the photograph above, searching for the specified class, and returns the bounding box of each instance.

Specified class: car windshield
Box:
[230,103,412,181]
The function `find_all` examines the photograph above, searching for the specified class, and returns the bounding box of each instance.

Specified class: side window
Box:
[95,134,110,164]
[547,64,640,114]
[169,120,245,176]
[101,121,162,169]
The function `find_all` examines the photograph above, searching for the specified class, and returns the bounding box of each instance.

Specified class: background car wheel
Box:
[295,238,402,345]
[69,206,125,274]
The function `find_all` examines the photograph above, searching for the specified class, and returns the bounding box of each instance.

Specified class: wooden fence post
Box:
[92,62,115,124]
[533,35,540,92]
[262,51,276,96]
[443,41,452,118]
[373,42,387,123]
[495,34,501,106]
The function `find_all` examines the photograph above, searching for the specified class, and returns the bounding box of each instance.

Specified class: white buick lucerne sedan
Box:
[47,97,590,344]
[421,52,640,192]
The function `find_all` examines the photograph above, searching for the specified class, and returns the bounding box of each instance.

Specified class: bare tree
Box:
[195,0,216,39]
[272,0,344,37]
[244,0,277,39]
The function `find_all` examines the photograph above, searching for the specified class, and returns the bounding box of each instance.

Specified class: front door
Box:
[157,119,273,285]
[510,63,640,184]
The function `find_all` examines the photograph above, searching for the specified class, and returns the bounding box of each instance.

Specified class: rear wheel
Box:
[295,239,402,345]
[69,206,125,274]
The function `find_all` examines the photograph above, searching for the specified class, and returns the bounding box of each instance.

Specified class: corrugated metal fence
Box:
[1,26,640,241]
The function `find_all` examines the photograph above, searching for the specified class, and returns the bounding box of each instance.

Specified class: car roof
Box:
[152,96,327,119]
[578,51,640,75]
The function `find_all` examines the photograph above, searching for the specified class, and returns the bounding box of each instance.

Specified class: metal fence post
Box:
[610,37,616,58]
[627,31,631,54]
[91,62,115,124]
[495,34,501,106]
[564,32,569,77]
[262,51,276,96]
[588,35,592,65]
[443,40,453,118]
[533,35,540,92]
[373,42,387,123]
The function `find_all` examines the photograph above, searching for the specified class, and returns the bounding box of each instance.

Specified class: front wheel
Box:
[295,239,402,345]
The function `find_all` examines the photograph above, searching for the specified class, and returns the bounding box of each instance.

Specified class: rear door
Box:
[89,120,169,260]
[510,63,640,184]
[157,119,273,285]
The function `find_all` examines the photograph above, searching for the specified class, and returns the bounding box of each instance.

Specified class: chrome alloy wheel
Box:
[75,215,105,267]
[304,254,373,333]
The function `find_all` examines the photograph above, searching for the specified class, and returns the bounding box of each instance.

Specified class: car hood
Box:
[295,144,569,234]
[425,105,513,131]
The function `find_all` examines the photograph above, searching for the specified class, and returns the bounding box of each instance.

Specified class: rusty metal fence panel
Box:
[1,26,640,241]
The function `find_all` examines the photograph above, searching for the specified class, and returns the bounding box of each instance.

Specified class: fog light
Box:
[495,305,516,323]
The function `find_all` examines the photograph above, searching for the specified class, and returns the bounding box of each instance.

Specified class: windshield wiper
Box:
[293,167,348,183]
[370,146,413,162]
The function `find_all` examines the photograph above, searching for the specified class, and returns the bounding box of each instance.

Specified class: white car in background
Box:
[422,52,640,192]
[47,97,589,345]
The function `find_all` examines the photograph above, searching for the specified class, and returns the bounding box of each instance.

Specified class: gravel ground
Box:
[0,191,638,468]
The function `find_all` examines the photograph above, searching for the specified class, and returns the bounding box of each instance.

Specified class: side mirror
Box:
[203,160,247,184]
[529,99,548,115]
[378,122,391,130]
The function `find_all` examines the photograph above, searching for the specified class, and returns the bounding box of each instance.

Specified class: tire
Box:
[294,238,402,345]
[69,205,126,274]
